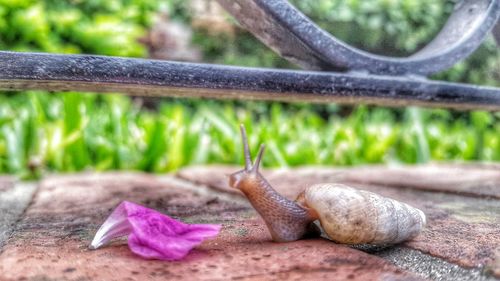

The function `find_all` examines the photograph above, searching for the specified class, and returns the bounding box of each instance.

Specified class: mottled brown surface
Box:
[178,163,500,199]
[177,165,299,198]
[0,180,37,251]
[178,165,248,196]
[1,223,417,281]
[179,165,500,276]
[0,172,418,281]
[0,176,15,192]
[340,164,500,199]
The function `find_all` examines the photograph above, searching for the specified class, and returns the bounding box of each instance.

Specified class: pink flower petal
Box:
[90,201,221,261]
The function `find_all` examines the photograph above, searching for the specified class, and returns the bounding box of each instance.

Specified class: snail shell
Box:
[301,183,426,245]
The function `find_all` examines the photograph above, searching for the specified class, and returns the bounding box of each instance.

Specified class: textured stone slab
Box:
[0,180,37,250]
[179,163,500,199]
[376,247,496,281]
[339,163,500,199]
[177,165,295,198]
[0,173,417,281]
[0,177,15,192]
[178,165,500,278]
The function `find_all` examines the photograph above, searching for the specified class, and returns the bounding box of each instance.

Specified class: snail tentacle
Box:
[239,124,253,171]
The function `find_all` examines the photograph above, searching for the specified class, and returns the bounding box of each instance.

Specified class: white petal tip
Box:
[89,238,103,250]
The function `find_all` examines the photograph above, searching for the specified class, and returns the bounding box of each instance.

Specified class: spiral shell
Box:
[303,183,426,245]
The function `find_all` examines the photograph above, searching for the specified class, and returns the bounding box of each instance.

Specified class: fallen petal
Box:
[90,201,221,261]
[90,203,132,250]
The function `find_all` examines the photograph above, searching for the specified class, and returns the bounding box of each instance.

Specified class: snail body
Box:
[229,125,426,245]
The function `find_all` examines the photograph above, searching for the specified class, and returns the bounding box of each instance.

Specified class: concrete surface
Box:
[1,163,499,280]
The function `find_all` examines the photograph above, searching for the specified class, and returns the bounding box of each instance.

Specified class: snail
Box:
[229,125,426,244]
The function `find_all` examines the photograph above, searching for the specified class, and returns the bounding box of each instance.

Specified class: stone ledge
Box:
[0,180,37,251]
[178,164,500,279]
[1,163,499,280]
[0,172,419,281]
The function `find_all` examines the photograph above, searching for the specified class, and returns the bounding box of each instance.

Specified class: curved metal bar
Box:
[494,21,500,44]
[216,0,500,75]
[0,51,499,110]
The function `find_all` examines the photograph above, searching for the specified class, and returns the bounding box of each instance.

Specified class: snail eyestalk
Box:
[240,124,252,171]
[251,144,265,173]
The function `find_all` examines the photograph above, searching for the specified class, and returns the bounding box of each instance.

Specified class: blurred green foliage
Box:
[0,0,160,56]
[292,0,452,54]
[0,0,498,177]
[0,93,498,178]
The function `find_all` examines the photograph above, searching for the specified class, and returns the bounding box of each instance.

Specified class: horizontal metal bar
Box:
[0,51,499,110]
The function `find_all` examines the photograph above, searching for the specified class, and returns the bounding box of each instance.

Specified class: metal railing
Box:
[0,0,499,110]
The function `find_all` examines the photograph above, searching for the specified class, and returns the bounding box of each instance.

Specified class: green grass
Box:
[0,92,498,178]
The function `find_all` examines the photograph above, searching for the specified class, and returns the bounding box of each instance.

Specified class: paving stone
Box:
[177,165,253,196]
[0,177,15,192]
[493,248,500,277]
[0,172,418,281]
[178,165,500,278]
[0,180,37,250]
[338,163,500,199]
[179,164,500,199]
[177,165,300,198]
[376,247,496,281]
